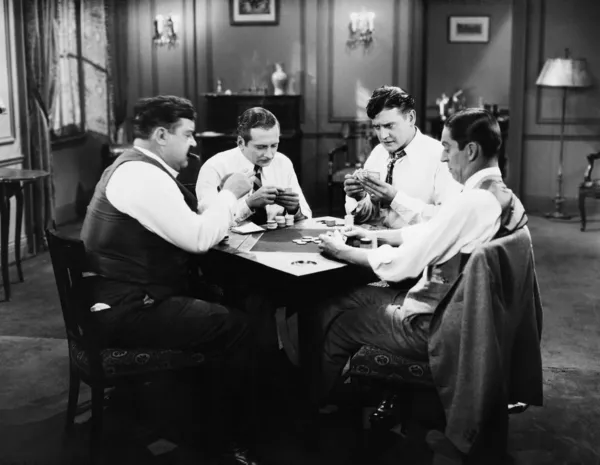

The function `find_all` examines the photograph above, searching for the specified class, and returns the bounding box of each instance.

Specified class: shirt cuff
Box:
[367,244,395,272]
[217,190,238,216]
[236,197,253,222]
[345,196,359,214]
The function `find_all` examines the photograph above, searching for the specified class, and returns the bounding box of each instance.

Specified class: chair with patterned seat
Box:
[578,151,600,231]
[45,229,216,459]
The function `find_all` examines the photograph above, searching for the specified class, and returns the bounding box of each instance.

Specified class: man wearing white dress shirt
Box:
[317,110,528,463]
[196,107,311,225]
[344,86,461,228]
[81,95,261,465]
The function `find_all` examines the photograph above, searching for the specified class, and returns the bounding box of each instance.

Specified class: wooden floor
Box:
[1,215,600,464]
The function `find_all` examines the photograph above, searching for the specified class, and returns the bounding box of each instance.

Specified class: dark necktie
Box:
[250,165,268,225]
[385,149,406,185]
[381,149,406,208]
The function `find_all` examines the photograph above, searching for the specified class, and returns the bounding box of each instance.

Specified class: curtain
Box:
[105,0,128,142]
[23,0,59,249]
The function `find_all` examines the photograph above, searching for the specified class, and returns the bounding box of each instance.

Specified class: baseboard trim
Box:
[524,195,600,218]
[2,235,31,267]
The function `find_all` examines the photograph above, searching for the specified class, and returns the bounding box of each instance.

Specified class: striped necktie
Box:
[251,165,267,225]
[385,149,406,185]
[381,149,406,209]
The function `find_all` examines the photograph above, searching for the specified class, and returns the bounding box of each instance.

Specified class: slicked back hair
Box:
[237,107,279,143]
[444,108,502,159]
[366,85,416,119]
[132,95,196,139]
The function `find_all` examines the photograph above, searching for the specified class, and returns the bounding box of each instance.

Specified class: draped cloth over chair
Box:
[350,226,544,457]
[429,226,544,454]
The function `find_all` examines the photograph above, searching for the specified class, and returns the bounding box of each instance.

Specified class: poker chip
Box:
[302,236,315,240]
[296,240,308,245]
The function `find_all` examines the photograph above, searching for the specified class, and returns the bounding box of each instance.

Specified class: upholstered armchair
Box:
[578,151,600,231]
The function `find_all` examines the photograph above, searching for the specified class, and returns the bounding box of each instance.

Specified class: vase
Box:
[271,63,288,96]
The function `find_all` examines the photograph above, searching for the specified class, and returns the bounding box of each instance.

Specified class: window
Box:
[51,0,111,143]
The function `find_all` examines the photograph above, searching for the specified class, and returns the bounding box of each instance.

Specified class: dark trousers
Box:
[319,284,431,400]
[91,288,255,447]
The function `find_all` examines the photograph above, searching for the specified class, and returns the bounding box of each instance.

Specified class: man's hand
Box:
[221,172,253,199]
[361,176,397,204]
[246,185,279,209]
[342,226,376,242]
[275,189,300,213]
[318,230,350,260]
[344,174,366,200]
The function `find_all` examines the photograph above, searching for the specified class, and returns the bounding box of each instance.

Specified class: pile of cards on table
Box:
[353,168,380,183]
[292,235,322,245]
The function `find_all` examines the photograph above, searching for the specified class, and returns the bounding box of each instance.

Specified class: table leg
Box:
[295,298,323,450]
[15,184,24,282]
[0,184,11,301]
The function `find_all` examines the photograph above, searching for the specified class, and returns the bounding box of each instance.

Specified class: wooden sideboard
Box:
[196,94,303,181]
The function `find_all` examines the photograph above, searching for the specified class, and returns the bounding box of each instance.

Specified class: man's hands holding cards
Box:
[247,185,280,209]
[343,168,377,200]
[352,169,397,204]
[275,187,300,212]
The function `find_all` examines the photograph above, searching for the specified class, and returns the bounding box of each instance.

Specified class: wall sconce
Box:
[347,11,375,51]
[153,14,178,48]
[0,98,7,115]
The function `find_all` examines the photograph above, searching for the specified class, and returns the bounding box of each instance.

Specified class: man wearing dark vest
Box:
[316,109,528,454]
[81,95,261,465]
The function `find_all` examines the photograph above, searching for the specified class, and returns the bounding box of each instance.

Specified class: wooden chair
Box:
[578,151,600,231]
[327,125,378,215]
[45,229,212,458]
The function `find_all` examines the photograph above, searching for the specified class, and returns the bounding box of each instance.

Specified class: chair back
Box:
[45,229,92,348]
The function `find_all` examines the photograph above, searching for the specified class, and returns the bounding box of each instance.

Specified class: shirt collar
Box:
[463,167,503,190]
[133,145,179,178]
[396,127,424,160]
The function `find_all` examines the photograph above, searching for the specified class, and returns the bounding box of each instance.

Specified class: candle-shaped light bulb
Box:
[350,13,358,32]
[368,12,375,31]
[155,15,164,34]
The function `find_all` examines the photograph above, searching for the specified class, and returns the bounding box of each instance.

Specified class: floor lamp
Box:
[536,48,592,219]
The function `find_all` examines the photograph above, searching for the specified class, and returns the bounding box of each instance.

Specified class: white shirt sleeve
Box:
[389,162,462,223]
[288,165,312,219]
[107,161,237,254]
[196,160,254,223]
[367,189,502,282]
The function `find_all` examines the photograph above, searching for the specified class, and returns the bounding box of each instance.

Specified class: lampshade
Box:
[536,55,592,88]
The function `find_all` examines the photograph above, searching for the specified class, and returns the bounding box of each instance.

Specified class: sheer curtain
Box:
[23,0,58,249]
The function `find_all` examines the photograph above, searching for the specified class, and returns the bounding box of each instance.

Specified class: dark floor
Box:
[1,215,600,465]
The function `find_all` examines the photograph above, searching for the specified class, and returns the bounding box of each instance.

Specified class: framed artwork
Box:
[448,16,490,43]
[230,0,279,26]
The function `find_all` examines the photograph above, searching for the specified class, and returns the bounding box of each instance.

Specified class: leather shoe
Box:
[369,392,402,430]
[219,444,260,465]
[426,430,465,465]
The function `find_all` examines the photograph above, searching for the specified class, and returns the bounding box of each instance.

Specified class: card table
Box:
[208,217,377,441]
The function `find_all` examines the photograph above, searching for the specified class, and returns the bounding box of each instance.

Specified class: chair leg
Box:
[14,186,24,282]
[65,365,81,431]
[578,193,586,231]
[90,386,105,460]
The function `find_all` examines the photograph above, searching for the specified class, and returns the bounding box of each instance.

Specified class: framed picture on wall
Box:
[230,0,279,26]
[448,16,490,43]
